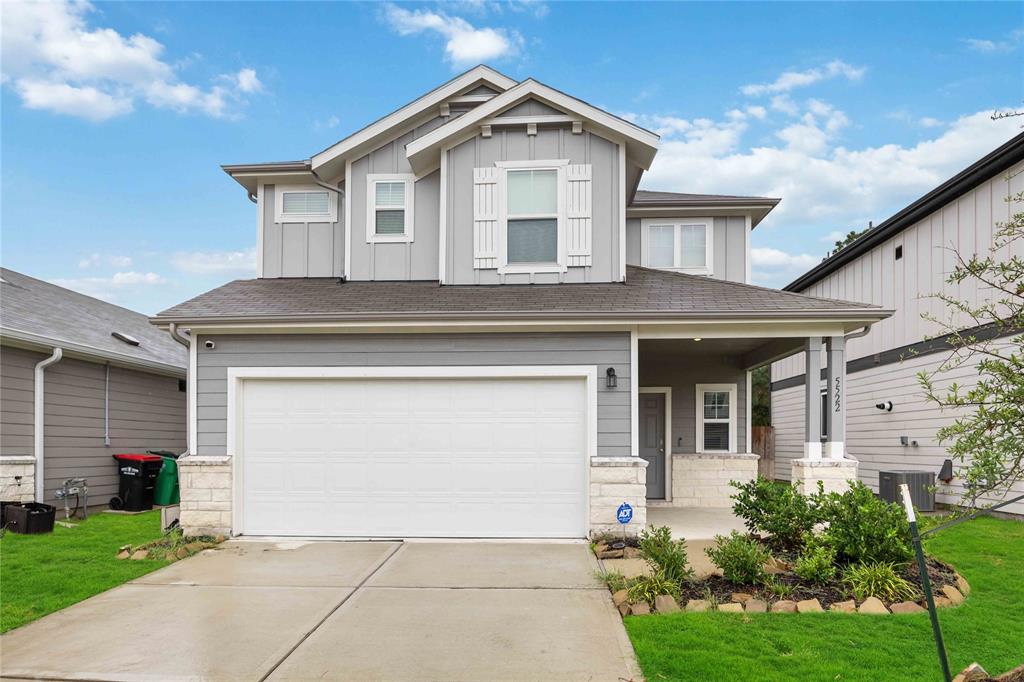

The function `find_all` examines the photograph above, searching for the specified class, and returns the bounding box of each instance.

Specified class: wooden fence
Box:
[752,425,775,479]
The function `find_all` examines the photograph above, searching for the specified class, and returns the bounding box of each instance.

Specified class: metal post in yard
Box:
[900,483,952,682]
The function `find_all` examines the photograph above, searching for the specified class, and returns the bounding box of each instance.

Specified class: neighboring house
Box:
[153,66,888,539]
[771,133,1024,515]
[0,269,187,507]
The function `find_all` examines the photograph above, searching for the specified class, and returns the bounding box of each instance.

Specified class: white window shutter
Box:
[473,167,499,269]
[566,164,592,267]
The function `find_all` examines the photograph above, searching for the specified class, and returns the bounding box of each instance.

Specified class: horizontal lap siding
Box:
[34,357,186,504]
[195,332,631,457]
[1,346,41,457]
[771,347,1024,514]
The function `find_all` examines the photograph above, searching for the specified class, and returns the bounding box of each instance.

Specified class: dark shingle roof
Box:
[1,268,186,372]
[631,190,780,206]
[154,266,885,324]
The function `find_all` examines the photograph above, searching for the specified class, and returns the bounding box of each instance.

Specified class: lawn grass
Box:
[1,511,169,633]
[624,516,1024,681]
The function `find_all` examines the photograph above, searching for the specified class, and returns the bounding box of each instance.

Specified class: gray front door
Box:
[639,393,665,499]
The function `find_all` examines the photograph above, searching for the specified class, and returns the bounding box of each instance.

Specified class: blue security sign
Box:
[616,502,633,525]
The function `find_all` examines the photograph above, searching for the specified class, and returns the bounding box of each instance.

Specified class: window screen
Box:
[648,225,675,268]
[374,182,406,235]
[506,169,558,263]
[281,191,330,215]
[508,219,557,263]
[701,389,731,451]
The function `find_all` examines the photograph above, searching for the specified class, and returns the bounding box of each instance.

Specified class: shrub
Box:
[818,482,913,564]
[594,569,628,593]
[638,525,695,585]
[705,531,770,585]
[793,538,837,584]
[843,562,920,602]
[730,477,821,550]
[627,571,681,606]
[763,575,795,599]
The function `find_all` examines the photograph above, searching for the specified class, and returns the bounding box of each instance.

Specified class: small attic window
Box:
[112,331,140,346]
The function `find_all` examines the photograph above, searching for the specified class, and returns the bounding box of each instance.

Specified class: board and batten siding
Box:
[0,346,186,505]
[625,216,750,284]
[444,126,622,284]
[261,183,345,279]
[771,343,1024,515]
[772,159,1024,382]
[194,332,631,458]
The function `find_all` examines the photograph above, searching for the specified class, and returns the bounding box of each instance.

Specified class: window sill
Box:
[497,263,567,275]
[276,214,336,223]
[367,234,414,244]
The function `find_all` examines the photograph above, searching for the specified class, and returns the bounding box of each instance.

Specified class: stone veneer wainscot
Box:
[0,456,36,503]
[590,456,648,537]
[178,455,232,537]
[670,453,759,508]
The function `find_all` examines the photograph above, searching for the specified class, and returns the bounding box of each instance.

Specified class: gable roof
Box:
[405,78,660,175]
[629,190,781,227]
[154,265,886,325]
[0,268,186,376]
[309,65,517,180]
[785,131,1024,292]
[631,190,780,206]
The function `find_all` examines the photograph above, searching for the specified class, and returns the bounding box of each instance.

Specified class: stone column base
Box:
[792,457,858,496]
[590,456,647,537]
[178,455,232,537]
[671,453,759,508]
[0,456,36,503]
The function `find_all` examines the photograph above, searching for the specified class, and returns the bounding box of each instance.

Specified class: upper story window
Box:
[696,383,736,453]
[275,186,337,223]
[640,218,713,275]
[506,169,558,264]
[366,174,415,243]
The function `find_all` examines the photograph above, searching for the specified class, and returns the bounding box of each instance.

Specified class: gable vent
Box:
[112,331,140,346]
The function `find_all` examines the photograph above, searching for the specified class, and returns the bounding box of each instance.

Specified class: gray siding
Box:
[261,183,344,279]
[626,216,749,284]
[445,128,622,284]
[638,344,748,453]
[1,346,186,504]
[195,332,632,458]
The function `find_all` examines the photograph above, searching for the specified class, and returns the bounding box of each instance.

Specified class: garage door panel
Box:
[240,376,588,538]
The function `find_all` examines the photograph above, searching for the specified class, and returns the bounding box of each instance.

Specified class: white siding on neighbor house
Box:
[625,216,750,284]
[772,159,1024,382]
[772,342,1024,515]
[194,332,632,459]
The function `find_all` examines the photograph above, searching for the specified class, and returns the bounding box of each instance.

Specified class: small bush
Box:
[843,561,920,602]
[819,482,913,564]
[763,575,795,599]
[705,531,770,585]
[638,525,694,585]
[793,538,837,584]
[627,571,681,606]
[594,569,628,593]
[730,477,821,550]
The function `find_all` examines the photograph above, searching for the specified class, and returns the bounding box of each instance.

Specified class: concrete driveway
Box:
[0,540,642,682]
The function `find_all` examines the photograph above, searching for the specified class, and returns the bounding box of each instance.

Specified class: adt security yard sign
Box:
[616,502,633,525]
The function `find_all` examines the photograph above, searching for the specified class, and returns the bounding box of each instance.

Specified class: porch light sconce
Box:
[605,367,617,389]
[693,337,702,342]
[876,401,893,412]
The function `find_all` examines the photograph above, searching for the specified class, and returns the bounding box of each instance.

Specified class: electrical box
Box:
[879,470,935,512]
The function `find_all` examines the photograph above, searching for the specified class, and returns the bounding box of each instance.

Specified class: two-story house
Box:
[154,66,888,539]
[771,133,1024,516]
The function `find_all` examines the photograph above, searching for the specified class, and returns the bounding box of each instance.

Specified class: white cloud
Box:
[170,248,256,277]
[0,1,262,121]
[963,28,1023,53]
[752,247,818,269]
[741,60,865,97]
[382,4,523,66]
[78,253,133,269]
[51,271,165,302]
[770,95,799,116]
[314,114,341,131]
[919,117,943,128]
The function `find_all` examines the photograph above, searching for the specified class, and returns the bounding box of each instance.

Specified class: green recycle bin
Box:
[150,450,181,506]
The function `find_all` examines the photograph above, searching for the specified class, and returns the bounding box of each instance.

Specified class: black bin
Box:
[5,503,56,534]
[110,454,164,511]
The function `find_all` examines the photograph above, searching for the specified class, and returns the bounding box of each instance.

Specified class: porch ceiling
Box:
[641,337,777,356]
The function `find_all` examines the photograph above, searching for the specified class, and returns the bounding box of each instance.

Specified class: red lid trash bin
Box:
[110,454,164,511]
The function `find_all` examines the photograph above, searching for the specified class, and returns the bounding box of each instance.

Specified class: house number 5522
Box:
[833,378,842,412]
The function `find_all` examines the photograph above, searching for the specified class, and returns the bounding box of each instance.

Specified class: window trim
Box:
[274,184,337,223]
[695,383,737,453]
[640,217,714,275]
[495,159,569,275]
[366,173,416,243]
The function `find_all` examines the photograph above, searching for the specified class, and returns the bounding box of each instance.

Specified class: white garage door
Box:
[238,375,588,538]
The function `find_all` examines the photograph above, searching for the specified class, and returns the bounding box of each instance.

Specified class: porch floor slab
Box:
[647,506,746,540]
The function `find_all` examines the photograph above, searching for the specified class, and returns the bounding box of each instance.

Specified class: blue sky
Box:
[2,1,1022,314]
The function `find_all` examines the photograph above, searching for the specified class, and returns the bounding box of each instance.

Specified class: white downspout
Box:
[168,323,193,455]
[34,347,63,502]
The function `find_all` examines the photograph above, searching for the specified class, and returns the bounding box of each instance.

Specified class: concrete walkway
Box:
[0,540,642,682]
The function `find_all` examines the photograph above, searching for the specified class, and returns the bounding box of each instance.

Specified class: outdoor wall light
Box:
[606,367,617,389]
[693,337,703,342]
[876,400,893,411]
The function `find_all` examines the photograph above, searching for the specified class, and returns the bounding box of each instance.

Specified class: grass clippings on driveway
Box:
[624,516,1024,682]
[1,511,169,633]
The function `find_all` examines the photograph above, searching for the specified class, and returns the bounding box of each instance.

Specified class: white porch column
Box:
[824,335,846,459]
[803,336,823,459]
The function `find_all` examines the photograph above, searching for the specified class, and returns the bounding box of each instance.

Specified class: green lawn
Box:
[625,517,1024,681]
[1,511,170,633]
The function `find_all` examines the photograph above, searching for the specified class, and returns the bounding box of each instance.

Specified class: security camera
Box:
[204,340,216,350]
[875,401,893,412]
